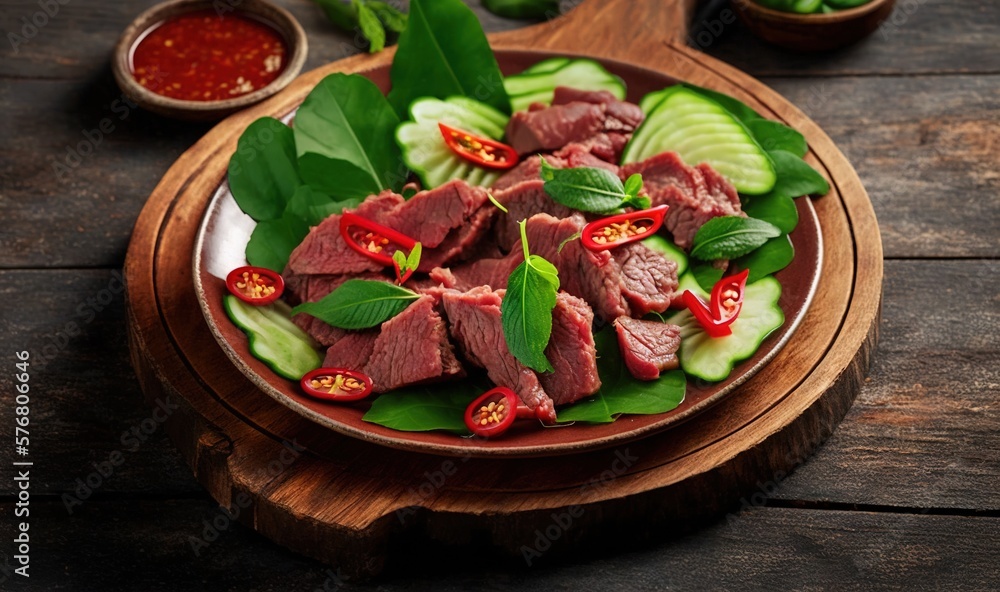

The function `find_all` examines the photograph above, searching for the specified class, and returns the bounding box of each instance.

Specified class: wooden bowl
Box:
[111,0,307,121]
[732,0,897,52]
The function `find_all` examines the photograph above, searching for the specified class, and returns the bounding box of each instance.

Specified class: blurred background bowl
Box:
[732,0,897,52]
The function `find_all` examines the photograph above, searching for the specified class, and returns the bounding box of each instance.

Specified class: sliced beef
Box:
[441,287,556,422]
[614,317,681,380]
[323,330,378,370]
[363,295,464,392]
[287,211,384,277]
[620,152,743,249]
[492,180,575,251]
[417,205,498,271]
[538,293,601,405]
[492,154,557,192]
[551,86,644,131]
[284,271,387,305]
[552,141,622,172]
[377,180,490,249]
[615,243,678,315]
[295,315,348,348]
[506,102,606,155]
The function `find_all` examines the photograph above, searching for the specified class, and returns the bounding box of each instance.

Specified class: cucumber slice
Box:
[520,57,571,75]
[224,295,323,381]
[622,87,777,195]
[408,97,507,139]
[672,276,784,382]
[642,235,688,276]
[396,119,501,189]
[504,59,626,112]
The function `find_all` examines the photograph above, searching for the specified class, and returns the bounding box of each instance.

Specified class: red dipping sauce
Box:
[130,9,287,102]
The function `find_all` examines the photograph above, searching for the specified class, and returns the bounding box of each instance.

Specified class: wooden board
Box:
[123,0,883,578]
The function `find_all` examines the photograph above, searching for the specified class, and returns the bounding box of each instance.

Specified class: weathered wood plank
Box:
[1,74,996,268]
[4,500,998,589]
[2,260,997,512]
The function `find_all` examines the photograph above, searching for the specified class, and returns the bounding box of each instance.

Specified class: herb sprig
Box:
[311,0,408,53]
[500,220,560,373]
[540,158,650,213]
[292,279,420,329]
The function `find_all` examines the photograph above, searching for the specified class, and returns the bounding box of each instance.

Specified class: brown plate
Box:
[193,51,823,458]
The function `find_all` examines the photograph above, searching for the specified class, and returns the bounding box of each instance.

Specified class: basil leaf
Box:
[767,150,830,199]
[388,0,510,118]
[353,0,386,53]
[502,254,559,373]
[623,173,643,197]
[245,211,310,272]
[691,262,724,293]
[369,0,408,33]
[292,279,420,329]
[734,234,794,284]
[742,192,799,234]
[284,185,360,226]
[295,73,404,200]
[557,327,686,423]
[747,119,807,157]
[363,383,481,434]
[312,0,358,30]
[228,117,300,221]
[540,159,636,213]
[482,0,560,20]
[690,216,782,261]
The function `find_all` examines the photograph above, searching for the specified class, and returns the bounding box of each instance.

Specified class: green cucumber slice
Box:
[622,87,777,195]
[408,97,507,139]
[504,59,626,112]
[520,57,571,75]
[224,295,323,381]
[642,235,688,276]
[672,276,784,382]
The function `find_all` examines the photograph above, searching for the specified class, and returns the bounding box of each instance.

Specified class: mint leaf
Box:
[557,327,686,423]
[406,242,422,271]
[734,234,794,284]
[368,0,408,33]
[767,150,830,199]
[312,0,358,31]
[623,173,643,197]
[228,117,300,221]
[353,0,385,52]
[292,279,420,329]
[540,159,640,213]
[690,216,782,261]
[501,221,559,373]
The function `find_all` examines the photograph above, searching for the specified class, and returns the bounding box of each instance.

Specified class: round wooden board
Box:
[124,0,882,578]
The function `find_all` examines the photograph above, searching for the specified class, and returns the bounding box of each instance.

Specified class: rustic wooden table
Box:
[1,0,997,589]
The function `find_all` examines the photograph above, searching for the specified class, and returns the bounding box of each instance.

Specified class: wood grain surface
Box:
[0,0,997,589]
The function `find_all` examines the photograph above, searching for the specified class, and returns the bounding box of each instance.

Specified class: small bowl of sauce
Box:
[113,0,307,120]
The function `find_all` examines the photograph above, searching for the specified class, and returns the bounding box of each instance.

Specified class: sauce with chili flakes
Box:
[130,9,287,102]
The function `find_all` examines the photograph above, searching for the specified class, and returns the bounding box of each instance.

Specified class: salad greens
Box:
[292,280,421,330]
[690,216,782,261]
[540,159,649,213]
[481,0,560,20]
[501,221,560,373]
[244,212,310,273]
[388,0,510,118]
[295,73,405,200]
[311,0,408,53]
[734,235,795,284]
[363,383,481,434]
[227,117,300,221]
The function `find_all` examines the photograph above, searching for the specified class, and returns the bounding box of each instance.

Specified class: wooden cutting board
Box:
[124,0,882,578]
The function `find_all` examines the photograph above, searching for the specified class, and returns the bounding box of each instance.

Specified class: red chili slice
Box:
[300,368,373,402]
[581,205,669,252]
[339,213,417,267]
[439,123,519,170]
[225,266,284,305]
[682,269,750,338]
[463,386,544,437]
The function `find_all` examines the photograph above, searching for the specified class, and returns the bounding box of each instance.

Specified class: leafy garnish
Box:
[557,327,686,423]
[228,117,301,221]
[285,185,361,227]
[690,216,782,261]
[743,191,799,234]
[292,279,420,329]
[734,235,795,284]
[487,192,509,213]
[311,0,407,53]
[539,158,650,213]
[747,119,808,157]
[765,150,831,199]
[362,382,483,434]
[245,212,310,272]
[690,262,725,293]
[391,242,422,282]
[482,0,560,20]
[501,220,560,373]
[387,0,510,118]
[295,73,404,201]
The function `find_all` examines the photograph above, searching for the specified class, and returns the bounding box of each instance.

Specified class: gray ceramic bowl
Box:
[112,0,307,121]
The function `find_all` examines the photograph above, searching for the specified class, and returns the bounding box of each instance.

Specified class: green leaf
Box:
[742,192,799,234]
[406,242,422,271]
[368,0,408,33]
[245,212,310,272]
[767,150,830,199]
[387,0,510,118]
[623,173,643,197]
[690,216,782,261]
[295,73,404,200]
[311,0,358,31]
[734,235,795,284]
[292,279,420,329]
[228,117,300,221]
[747,119,807,157]
[353,0,386,52]
[502,254,559,373]
[363,383,481,433]
[691,262,724,293]
[284,185,360,226]
[540,159,636,213]
[481,0,559,19]
[557,327,686,423]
